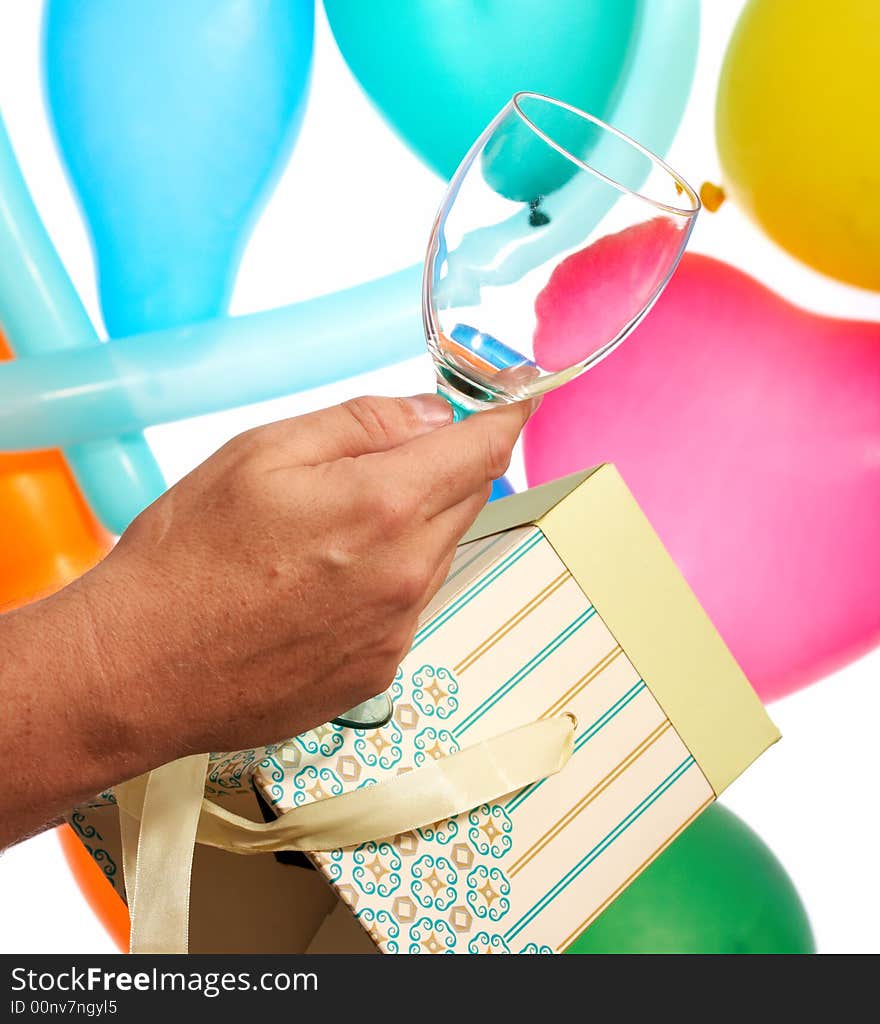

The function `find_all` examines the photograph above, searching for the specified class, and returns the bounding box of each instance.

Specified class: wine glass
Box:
[334,91,699,729]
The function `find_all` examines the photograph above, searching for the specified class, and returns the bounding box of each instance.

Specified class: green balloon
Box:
[324,0,641,182]
[566,805,815,954]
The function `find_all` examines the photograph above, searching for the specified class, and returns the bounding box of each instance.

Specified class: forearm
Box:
[0,574,159,850]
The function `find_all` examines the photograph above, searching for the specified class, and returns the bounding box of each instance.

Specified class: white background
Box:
[1,1,877,954]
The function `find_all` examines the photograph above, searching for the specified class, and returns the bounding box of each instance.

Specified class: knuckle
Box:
[229,425,266,457]
[484,429,511,481]
[372,489,413,533]
[222,427,272,477]
[388,559,429,609]
[342,396,400,449]
[379,619,418,662]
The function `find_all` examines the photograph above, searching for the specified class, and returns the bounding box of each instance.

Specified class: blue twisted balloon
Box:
[44,0,315,336]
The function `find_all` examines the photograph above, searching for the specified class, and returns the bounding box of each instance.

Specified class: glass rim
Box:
[511,90,701,218]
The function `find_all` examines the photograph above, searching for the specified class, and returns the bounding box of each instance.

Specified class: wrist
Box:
[63,559,180,787]
[0,566,172,846]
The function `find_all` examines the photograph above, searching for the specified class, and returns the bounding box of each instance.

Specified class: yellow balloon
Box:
[716,0,880,291]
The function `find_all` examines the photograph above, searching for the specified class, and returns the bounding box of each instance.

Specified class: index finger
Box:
[367,397,537,519]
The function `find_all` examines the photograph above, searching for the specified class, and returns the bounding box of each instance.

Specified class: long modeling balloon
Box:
[0,0,698,451]
[44,0,315,336]
[716,0,880,291]
[566,805,814,954]
[524,254,880,702]
[0,117,163,534]
[325,0,640,183]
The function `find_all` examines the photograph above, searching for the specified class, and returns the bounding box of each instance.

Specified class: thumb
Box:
[262,394,453,465]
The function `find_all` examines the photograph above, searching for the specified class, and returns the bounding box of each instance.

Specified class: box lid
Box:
[462,468,601,544]
[465,464,779,795]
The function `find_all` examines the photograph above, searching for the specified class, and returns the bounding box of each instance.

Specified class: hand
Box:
[74,394,535,764]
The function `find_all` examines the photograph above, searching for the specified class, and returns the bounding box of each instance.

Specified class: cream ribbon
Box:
[115,714,576,954]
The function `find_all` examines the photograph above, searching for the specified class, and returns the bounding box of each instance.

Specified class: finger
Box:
[417,534,464,616]
[370,399,535,519]
[399,485,491,614]
[257,394,453,466]
[427,483,493,551]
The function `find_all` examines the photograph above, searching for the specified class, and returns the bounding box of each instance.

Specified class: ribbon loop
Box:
[115,714,576,953]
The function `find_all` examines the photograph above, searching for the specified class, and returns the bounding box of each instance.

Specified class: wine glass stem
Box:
[437,388,475,422]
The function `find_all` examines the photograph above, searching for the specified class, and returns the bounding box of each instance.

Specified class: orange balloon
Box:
[57,824,130,952]
[1,330,128,944]
[0,332,112,610]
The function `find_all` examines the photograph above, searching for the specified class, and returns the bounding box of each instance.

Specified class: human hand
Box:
[75,394,535,764]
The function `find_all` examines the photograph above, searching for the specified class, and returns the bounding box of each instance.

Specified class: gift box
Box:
[71,464,778,954]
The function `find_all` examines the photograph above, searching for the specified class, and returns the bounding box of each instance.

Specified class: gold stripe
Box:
[539,645,623,720]
[557,794,714,951]
[509,720,672,878]
[453,569,571,674]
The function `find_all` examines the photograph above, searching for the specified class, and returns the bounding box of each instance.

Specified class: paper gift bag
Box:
[72,464,778,954]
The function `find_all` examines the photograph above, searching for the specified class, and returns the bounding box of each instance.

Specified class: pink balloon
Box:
[534,217,686,371]
[524,253,880,702]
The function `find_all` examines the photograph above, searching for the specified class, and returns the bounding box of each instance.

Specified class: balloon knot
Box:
[529,197,551,227]
[699,181,726,213]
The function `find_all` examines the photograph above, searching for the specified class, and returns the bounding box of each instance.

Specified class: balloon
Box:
[524,254,880,702]
[565,804,814,953]
[489,476,514,502]
[0,266,423,451]
[325,0,640,183]
[0,0,699,453]
[533,216,687,372]
[0,335,118,942]
[44,0,314,336]
[0,332,111,611]
[0,116,163,534]
[58,825,129,954]
[716,0,880,291]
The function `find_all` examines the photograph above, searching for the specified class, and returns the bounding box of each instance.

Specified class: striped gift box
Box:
[255,465,778,954]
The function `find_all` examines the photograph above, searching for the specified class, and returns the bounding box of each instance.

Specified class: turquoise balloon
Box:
[325,0,641,183]
[0,115,164,534]
[44,0,314,337]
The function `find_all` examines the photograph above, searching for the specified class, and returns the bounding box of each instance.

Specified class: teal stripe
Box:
[505,680,647,813]
[503,756,696,942]
[574,681,646,754]
[412,531,542,650]
[453,607,596,738]
[444,532,509,589]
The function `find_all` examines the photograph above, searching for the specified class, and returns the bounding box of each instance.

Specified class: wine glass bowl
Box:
[335,92,698,728]
[423,91,700,416]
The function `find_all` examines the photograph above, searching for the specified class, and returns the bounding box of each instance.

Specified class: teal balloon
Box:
[566,805,815,954]
[481,105,602,204]
[325,0,641,183]
[44,0,314,337]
